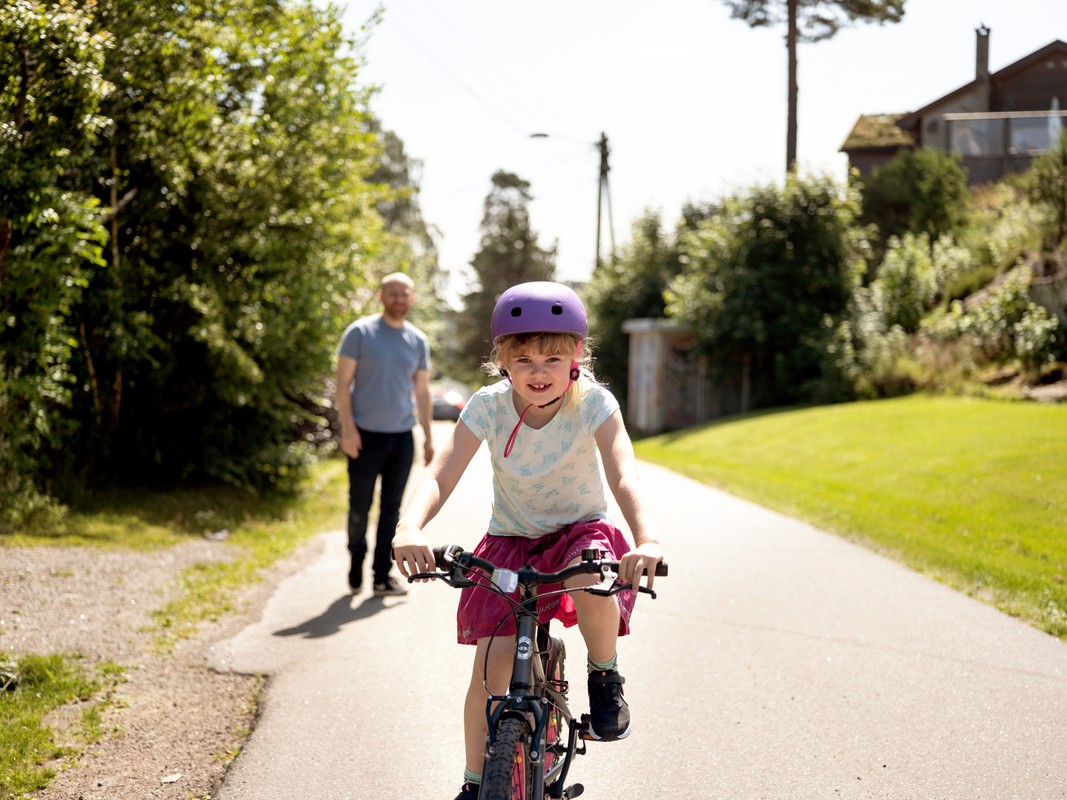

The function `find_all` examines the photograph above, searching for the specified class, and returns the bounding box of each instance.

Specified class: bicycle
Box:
[409,543,668,800]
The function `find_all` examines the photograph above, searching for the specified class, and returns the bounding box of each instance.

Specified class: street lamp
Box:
[530,131,615,270]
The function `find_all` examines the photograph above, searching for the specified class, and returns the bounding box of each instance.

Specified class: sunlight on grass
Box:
[635,395,1067,639]
[0,654,122,800]
[147,458,349,652]
[3,458,350,651]
[0,460,348,795]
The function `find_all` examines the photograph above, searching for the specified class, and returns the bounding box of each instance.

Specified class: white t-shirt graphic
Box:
[460,380,620,538]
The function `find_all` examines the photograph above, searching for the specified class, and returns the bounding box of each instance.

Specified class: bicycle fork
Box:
[483,590,586,799]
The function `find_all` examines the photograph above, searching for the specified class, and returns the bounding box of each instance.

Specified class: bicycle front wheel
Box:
[482,716,533,800]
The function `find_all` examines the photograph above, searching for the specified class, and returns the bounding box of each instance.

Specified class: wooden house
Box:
[841,27,1067,184]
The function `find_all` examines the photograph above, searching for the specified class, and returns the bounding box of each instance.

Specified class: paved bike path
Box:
[208,426,1067,799]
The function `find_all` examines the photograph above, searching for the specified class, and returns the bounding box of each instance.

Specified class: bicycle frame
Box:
[483,571,584,800]
[412,544,666,800]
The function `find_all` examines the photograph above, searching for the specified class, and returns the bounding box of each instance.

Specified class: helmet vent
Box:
[510,308,522,317]
[551,304,563,315]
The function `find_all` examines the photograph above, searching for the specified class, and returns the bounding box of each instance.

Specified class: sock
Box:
[587,653,618,674]
[463,767,481,786]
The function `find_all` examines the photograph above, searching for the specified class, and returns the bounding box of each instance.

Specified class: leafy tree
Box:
[584,204,714,405]
[1,0,390,494]
[363,117,443,346]
[722,0,906,172]
[446,171,556,385]
[0,0,111,529]
[667,173,860,410]
[1028,131,1067,249]
[858,146,969,255]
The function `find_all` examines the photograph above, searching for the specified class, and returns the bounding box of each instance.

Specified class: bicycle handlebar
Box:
[411,543,667,598]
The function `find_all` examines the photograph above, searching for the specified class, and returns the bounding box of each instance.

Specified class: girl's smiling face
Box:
[495,333,581,419]
[507,349,575,408]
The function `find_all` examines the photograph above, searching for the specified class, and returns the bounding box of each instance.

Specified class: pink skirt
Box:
[456,518,636,645]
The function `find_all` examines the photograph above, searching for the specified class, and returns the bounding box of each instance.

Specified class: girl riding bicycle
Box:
[392,281,664,800]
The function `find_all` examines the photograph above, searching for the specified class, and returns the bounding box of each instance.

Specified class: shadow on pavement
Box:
[272,594,403,639]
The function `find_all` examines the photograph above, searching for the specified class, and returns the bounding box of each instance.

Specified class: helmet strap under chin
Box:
[502,360,580,458]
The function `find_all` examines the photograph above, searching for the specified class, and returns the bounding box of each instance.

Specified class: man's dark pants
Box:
[346,429,415,588]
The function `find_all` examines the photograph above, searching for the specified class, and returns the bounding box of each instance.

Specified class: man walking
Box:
[336,273,434,596]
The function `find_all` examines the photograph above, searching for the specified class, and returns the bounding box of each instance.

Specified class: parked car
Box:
[431,380,468,422]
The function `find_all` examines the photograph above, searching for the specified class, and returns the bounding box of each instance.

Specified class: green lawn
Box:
[634,395,1067,639]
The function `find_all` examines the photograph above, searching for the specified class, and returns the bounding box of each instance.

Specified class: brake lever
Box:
[584,581,658,600]
[407,567,475,588]
[407,571,448,583]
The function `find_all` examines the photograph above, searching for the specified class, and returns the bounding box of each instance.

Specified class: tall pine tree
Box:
[446,171,556,385]
[722,0,906,172]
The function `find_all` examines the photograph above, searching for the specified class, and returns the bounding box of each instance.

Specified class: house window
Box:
[950,119,1002,156]
[1009,117,1051,154]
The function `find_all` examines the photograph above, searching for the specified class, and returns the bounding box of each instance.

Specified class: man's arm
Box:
[413,368,434,466]
[336,355,361,459]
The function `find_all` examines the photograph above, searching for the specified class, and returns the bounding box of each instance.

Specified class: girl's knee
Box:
[571,590,619,617]
[473,637,513,693]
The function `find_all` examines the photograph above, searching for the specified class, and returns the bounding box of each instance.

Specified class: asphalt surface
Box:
[208,422,1067,799]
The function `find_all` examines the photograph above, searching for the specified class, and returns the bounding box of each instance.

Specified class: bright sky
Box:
[334,1,1067,299]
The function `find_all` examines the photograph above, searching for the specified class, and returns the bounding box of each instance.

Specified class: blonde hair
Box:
[484,333,598,408]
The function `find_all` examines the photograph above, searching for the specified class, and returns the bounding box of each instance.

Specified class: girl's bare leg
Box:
[463,636,514,775]
[568,584,620,663]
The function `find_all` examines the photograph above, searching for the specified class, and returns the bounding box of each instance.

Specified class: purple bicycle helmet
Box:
[490,281,588,342]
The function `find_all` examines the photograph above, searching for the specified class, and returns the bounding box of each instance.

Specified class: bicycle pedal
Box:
[577,714,592,740]
[562,783,585,799]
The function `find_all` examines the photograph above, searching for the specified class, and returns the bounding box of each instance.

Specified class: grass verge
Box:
[0,654,123,800]
[0,457,349,794]
[634,394,1067,639]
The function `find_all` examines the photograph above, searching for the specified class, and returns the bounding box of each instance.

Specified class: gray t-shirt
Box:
[338,315,430,433]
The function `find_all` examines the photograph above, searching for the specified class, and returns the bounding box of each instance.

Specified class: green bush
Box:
[926,266,1059,373]
[667,173,860,409]
[958,182,1044,287]
[1028,130,1067,248]
[859,147,969,253]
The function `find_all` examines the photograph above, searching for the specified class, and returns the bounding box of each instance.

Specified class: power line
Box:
[383,6,535,138]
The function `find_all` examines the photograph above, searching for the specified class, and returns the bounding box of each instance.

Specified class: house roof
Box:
[897,39,1067,131]
[839,113,914,151]
[842,38,1067,151]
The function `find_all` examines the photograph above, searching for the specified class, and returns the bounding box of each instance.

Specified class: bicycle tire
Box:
[482,716,533,800]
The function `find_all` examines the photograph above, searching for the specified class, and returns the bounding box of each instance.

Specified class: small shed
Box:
[621,319,711,435]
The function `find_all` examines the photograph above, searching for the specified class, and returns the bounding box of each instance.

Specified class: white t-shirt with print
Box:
[459,379,620,538]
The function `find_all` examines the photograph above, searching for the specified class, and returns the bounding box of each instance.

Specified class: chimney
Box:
[976,24,990,81]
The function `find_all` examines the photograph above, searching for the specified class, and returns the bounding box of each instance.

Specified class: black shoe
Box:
[348,582,362,595]
[587,669,631,741]
[373,575,408,596]
[453,782,480,800]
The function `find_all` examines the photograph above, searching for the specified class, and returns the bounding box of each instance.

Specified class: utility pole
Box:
[530,130,615,273]
[596,132,615,270]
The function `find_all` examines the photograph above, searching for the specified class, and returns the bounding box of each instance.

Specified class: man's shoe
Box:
[372,576,409,596]
[453,782,480,800]
[587,669,631,741]
[349,582,362,595]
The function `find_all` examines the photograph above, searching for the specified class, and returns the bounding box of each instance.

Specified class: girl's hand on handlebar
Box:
[618,541,664,592]
[392,523,435,581]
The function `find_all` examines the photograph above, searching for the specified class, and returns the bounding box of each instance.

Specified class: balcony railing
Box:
[943,110,1065,156]
[941,110,1066,183]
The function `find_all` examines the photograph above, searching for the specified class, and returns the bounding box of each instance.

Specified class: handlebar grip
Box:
[655,562,669,577]
[432,545,454,571]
